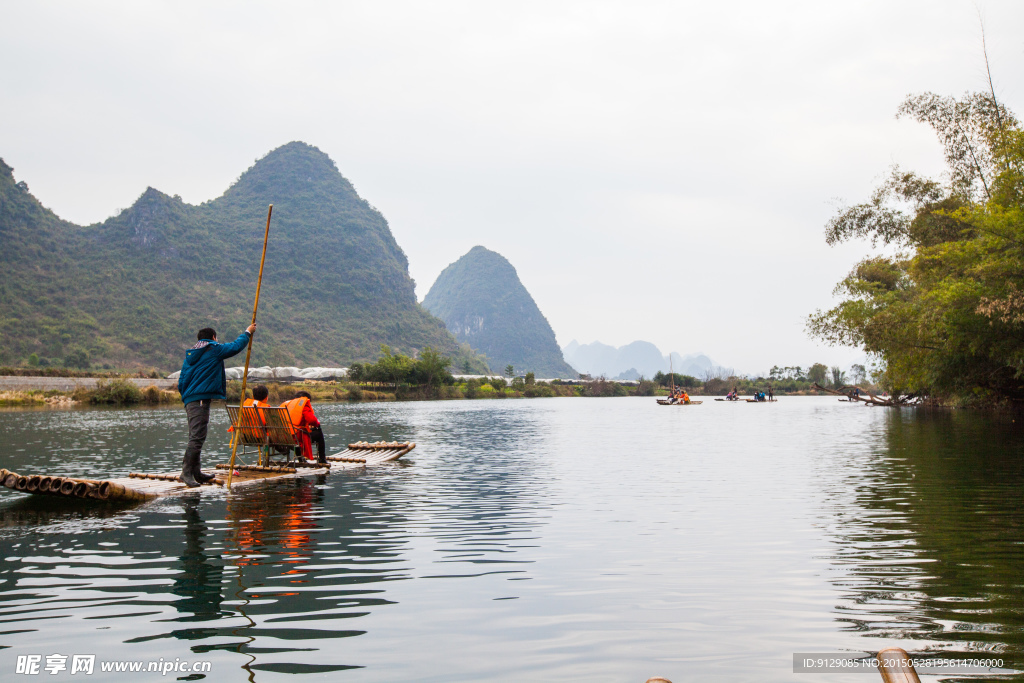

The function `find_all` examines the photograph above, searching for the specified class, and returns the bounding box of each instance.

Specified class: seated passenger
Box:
[247,384,270,413]
[681,391,691,404]
[281,391,327,464]
[229,384,270,436]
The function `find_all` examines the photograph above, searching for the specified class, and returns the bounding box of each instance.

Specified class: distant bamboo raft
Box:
[0,441,415,503]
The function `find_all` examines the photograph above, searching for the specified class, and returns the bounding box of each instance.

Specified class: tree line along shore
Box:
[0,347,855,407]
[0,372,841,408]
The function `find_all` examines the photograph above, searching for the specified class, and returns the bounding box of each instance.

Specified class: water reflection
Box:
[825,408,1024,668]
[172,499,224,623]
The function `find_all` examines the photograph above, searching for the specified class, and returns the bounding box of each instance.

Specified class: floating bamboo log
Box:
[72,482,98,499]
[215,464,297,474]
[876,647,921,683]
[97,481,156,502]
[130,472,180,482]
[347,441,413,450]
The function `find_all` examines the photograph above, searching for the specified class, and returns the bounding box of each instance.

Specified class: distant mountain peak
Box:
[423,246,578,377]
[563,340,719,379]
[221,141,359,206]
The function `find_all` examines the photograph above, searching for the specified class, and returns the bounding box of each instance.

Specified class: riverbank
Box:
[0,375,831,408]
[0,380,179,407]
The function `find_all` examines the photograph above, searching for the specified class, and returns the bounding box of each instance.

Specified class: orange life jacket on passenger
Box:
[280,397,312,434]
[228,397,267,434]
[280,396,315,460]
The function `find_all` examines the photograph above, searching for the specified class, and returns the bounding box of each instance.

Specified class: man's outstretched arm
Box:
[215,323,257,359]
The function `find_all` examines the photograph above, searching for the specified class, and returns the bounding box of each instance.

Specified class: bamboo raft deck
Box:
[656,399,703,405]
[0,441,415,503]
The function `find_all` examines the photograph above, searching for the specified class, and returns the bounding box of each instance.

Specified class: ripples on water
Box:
[0,398,1020,681]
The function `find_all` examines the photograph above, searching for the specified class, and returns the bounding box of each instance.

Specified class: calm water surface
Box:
[0,397,1021,681]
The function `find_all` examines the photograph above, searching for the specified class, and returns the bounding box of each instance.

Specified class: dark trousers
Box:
[310,425,326,462]
[183,399,211,472]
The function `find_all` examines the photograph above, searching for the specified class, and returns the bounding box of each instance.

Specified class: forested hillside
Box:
[422,246,578,377]
[0,143,485,371]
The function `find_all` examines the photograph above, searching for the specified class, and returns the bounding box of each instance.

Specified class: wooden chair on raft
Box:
[225,405,307,467]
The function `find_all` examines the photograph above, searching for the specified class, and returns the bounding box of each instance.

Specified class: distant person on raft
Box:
[280,390,327,465]
[177,323,256,487]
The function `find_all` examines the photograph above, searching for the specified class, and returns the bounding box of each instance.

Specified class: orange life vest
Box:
[229,398,267,434]
[280,396,312,435]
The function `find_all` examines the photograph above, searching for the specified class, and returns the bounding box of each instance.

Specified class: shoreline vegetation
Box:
[0,380,834,408]
[0,380,179,407]
[808,87,1024,408]
[0,374,841,408]
[0,348,880,408]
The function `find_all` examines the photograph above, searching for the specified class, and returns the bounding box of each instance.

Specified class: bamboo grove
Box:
[808,89,1024,404]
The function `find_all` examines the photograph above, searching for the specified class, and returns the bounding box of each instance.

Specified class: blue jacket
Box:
[177,331,251,404]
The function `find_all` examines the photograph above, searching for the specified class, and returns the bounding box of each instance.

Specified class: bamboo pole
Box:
[876,647,921,683]
[227,204,273,491]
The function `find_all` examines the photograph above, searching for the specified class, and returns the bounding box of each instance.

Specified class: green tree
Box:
[849,363,867,384]
[374,345,414,385]
[525,371,535,386]
[505,364,514,378]
[809,89,1024,402]
[64,348,90,369]
[830,366,847,388]
[415,347,452,387]
[807,363,828,385]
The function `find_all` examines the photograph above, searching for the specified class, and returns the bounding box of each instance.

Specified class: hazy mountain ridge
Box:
[563,339,716,379]
[0,143,484,370]
[422,246,578,377]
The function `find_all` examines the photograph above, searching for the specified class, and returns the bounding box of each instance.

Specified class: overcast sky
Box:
[3,1,1023,373]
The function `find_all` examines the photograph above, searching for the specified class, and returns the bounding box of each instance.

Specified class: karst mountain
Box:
[422,246,577,378]
[0,142,484,371]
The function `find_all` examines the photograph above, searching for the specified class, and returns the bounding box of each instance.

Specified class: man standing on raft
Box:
[177,323,256,487]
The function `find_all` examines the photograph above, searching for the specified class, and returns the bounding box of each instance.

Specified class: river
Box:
[0,397,1021,681]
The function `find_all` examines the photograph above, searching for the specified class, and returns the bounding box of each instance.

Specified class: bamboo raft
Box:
[0,441,415,503]
[656,399,703,405]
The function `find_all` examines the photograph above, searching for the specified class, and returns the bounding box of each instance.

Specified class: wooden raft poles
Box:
[0,442,415,503]
[0,468,155,502]
[327,441,416,465]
